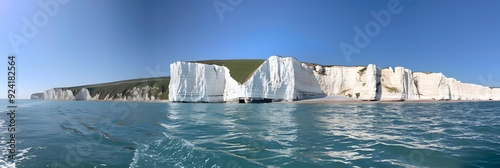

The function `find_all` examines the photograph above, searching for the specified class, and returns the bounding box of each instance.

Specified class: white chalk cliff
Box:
[491,88,500,100]
[43,88,76,100]
[39,85,165,101]
[168,57,327,103]
[168,61,227,102]
[169,55,500,102]
[379,67,420,101]
[241,57,326,101]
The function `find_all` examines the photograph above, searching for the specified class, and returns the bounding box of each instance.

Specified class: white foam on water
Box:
[0,110,41,168]
[325,150,370,162]
[0,145,38,168]
[378,159,417,168]
[128,143,148,168]
[0,119,15,168]
[159,123,179,133]
[128,132,198,168]
[14,147,33,162]
[0,161,15,168]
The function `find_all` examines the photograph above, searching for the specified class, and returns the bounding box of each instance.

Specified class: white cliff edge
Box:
[169,55,500,102]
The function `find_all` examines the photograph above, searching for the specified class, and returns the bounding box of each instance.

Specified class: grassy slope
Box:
[194,59,265,83]
[60,77,170,100]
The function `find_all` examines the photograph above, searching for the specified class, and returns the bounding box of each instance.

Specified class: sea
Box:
[1,99,499,168]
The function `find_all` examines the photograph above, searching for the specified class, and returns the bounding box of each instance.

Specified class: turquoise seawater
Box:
[1,100,499,167]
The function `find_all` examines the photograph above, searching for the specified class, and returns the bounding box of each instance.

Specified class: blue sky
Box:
[1,0,499,99]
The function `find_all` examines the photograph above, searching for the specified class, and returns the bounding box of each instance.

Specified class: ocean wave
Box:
[128,132,265,168]
[0,116,14,168]
[0,144,38,168]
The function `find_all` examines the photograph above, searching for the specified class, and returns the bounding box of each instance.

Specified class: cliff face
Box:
[41,86,164,101]
[169,56,500,102]
[43,89,76,100]
[169,56,326,102]
[413,73,450,100]
[359,64,379,101]
[240,56,324,101]
[168,61,227,102]
[413,73,493,100]
[379,67,420,101]
[313,65,366,98]
[237,56,296,101]
[491,88,500,100]
[74,88,92,100]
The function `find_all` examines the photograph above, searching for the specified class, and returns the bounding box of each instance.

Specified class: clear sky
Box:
[1,0,499,99]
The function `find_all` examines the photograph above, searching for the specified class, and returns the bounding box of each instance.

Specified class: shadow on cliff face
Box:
[375,69,382,100]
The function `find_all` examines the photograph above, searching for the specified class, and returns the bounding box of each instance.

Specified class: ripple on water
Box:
[5,101,500,167]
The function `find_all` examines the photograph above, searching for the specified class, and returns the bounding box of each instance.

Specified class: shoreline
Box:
[25,98,500,104]
[26,99,170,103]
[289,98,498,104]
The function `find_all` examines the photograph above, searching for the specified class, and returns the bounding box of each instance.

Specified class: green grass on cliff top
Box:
[59,77,170,100]
[194,59,265,84]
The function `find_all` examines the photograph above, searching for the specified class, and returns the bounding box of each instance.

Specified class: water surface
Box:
[1,100,499,167]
